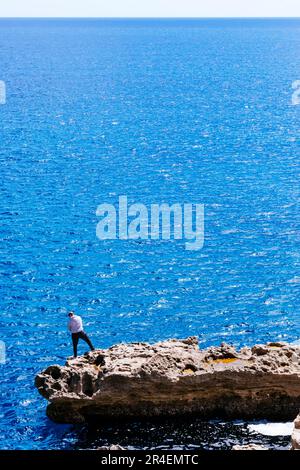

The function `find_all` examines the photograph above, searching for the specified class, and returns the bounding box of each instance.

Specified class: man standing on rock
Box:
[67,311,95,358]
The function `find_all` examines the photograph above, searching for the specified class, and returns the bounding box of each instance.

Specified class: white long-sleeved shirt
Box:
[68,315,83,334]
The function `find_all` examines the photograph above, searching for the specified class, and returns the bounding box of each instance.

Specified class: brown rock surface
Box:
[35,337,300,424]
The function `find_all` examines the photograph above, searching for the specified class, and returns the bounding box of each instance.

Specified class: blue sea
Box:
[0,18,299,450]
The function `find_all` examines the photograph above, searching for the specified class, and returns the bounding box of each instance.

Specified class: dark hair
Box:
[68,311,74,317]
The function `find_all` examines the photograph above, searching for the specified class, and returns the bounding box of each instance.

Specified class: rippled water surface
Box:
[0,19,299,449]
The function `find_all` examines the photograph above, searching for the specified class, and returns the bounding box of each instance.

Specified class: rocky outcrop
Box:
[97,445,125,450]
[232,444,268,450]
[291,414,300,450]
[35,337,300,424]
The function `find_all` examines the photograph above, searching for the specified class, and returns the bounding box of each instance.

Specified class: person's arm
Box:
[67,321,72,332]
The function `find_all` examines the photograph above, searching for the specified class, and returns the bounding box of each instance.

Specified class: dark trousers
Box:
[72,331,94,357]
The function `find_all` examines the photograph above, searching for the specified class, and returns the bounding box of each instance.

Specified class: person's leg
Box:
[78,331,95,351]
[72,333,79,357]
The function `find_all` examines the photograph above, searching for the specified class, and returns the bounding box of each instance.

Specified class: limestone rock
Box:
[232,444,268,450]
[97,444,125,450]
[291,413,300,450]
[35,337,300,424]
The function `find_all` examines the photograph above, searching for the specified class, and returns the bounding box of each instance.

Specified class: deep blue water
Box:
[0,19,299,450]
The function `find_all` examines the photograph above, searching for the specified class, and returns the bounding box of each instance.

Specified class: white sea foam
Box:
[248,422,293,436]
